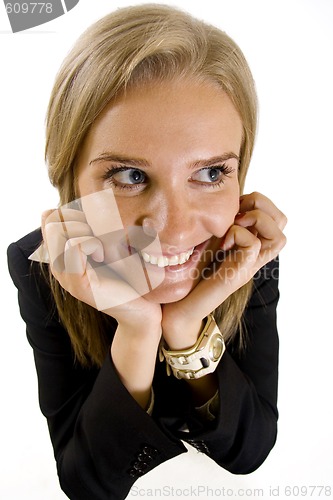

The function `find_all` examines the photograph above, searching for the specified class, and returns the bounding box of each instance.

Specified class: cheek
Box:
[113,198,142,228]
[80,189,124,236]
[204,187,240,238]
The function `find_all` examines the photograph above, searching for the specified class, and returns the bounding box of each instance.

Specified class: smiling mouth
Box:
[140,248,195,268]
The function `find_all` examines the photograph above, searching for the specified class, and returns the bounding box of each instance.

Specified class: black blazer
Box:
[7,228,280,500]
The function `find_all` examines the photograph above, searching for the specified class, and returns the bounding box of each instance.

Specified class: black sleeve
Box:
[174,257,280,474]
[7,235,186,500]
[8,229,281,497]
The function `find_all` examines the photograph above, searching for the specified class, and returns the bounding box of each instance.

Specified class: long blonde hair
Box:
[45,4,257,367]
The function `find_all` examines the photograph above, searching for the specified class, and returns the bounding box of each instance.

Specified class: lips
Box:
[138,239,212,271]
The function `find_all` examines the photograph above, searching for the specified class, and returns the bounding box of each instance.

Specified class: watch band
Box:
[161,314,225,379]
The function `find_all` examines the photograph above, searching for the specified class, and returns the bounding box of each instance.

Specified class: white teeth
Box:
[141,248,194,268]
[142,252,150,263]
[179,253,186,265]
[168,255,179,265]
[150,255,158,265]
[157,256,168,268]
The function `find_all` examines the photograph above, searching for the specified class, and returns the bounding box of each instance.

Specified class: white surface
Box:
[1,0,332,498]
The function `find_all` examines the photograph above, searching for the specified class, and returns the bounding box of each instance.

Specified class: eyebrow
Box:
[89,152,240,168]
[191,153,240,169]
[89,153,149,168]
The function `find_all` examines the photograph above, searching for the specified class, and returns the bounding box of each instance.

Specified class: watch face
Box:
[209,334,224,362]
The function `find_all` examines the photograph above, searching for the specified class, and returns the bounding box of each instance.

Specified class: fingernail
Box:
[235,212,246,220]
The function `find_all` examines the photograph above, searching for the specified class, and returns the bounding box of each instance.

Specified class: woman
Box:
[7,4,287,500]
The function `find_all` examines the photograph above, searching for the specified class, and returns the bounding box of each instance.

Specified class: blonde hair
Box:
[45,4,256,366]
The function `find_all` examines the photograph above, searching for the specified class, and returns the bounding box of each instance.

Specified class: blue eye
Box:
[191,164,234,185]
[202,168,222,182]
[102,166,147,188]
[114,168,145,184]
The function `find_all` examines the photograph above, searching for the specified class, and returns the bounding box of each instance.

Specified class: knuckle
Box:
[279,213,288,229]
[271,233,287,255]
[280,233,287,248]
[251,208,261,218]
[252,238,262,256]
[44,220,61,234]
[249,191,262,205]
[42,209,55,224]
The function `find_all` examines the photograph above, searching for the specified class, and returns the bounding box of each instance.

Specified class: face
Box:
[76,78,242,303]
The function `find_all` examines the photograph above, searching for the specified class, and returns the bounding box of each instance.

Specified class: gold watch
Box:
[161,314,225,379]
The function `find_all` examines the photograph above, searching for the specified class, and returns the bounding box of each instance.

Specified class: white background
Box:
[1,0,332,498]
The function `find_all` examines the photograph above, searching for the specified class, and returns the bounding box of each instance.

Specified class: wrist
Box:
[161,314,225,380]
[111,323,161,410]
[117,315,162,340]
[162,317,204,351]
[114,323,162,354]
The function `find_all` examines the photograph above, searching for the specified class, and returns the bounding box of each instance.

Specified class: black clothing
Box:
[7,228,280,500]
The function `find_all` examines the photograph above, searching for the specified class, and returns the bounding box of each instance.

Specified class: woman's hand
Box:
[161,192,287,349]
[41,207,162,328]
[41,206,163,409]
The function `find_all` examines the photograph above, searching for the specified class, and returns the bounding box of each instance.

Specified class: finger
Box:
[179,226,261,318]
[64,236,104,274]
[221,223,261,254]
[86,263,141,311]
[239,192,287,230]
[44,224,68,273]
[50,221,93,239]
[234,209,286,254]
[42,208,92,272]
[42,207,88,248]
[44,207,87,224]
[235,209,278,240]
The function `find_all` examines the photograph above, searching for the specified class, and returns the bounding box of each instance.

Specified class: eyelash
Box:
[191,164,235,188]
[101,163,235,191]
[102,166,146,191]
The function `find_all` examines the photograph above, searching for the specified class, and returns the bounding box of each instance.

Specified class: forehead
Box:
[82,79,243,160]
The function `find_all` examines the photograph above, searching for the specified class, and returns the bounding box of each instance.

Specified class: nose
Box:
[141,190,200,250]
